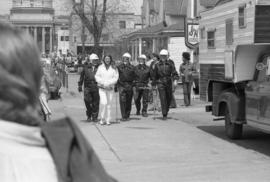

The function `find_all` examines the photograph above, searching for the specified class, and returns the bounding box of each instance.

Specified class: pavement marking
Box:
[93,124,122,162]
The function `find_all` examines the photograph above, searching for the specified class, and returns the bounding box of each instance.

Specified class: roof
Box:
[125,23,184,39]
[165,0,188,16]
[200,0,219,8]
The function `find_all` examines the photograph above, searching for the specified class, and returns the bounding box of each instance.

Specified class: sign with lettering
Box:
[185,19,199,49]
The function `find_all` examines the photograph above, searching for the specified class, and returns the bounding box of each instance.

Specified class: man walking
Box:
[180,52,195,106]
[78,53,100,122]
[134,54,151,117]
[153,49,179,120]
[117,53,135,121]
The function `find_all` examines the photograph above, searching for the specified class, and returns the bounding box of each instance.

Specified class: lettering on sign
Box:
[185,20,199,49]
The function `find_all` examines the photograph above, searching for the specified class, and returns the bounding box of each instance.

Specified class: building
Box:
[123,0,189,70]
[70,12,142,59]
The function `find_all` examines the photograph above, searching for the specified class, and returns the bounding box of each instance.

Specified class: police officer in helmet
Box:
[153,49,179,120]
[78,53,100,122]
[117,53,135,121]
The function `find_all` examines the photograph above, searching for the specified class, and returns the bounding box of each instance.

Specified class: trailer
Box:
[199,0,270,139]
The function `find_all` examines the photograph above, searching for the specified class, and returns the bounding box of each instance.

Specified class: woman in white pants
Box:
[95,55,119,125]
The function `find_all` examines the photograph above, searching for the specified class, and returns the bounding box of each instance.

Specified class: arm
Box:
[106,68,119,86]
[78,67,85,87]
[95,65,104,85]
[171,63,179,81]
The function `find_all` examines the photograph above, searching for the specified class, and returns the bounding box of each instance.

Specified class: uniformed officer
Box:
[180,52,196,106]
[78,53,100,122]
[134,54,151,117]
[117,53,135,121]
[153,49,179,120]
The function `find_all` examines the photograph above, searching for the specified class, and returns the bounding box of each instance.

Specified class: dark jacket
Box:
[149,60,159,81]
[78,63,99,88]
[134,64,150,88]
[153,59,179,84]
[41,117,117,182]
[117,63,135,87]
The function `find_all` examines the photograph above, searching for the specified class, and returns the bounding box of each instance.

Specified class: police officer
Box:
[134,54,151,117]
[180,52,195,106]
[153,49,179,120]
[78,53,100,122]
[117,53,135,121]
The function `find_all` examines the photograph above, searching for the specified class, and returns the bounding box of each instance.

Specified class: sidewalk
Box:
[48,90,270,182]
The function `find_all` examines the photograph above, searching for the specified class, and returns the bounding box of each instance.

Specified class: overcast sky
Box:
[0,0,143,15]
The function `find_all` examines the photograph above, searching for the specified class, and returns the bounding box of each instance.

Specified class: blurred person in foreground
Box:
[153,49,179,120]
[78,53,100,122]
[95,55,119,125]
[0,23,116,182]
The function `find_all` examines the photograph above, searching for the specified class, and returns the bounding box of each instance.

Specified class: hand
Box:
[78,86,82,92]
[173,80,178,87]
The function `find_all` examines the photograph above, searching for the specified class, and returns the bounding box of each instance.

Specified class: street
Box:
[49,74,270,182]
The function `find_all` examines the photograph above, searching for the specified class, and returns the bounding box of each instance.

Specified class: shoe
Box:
[99,120,105,125]
[106,122,111,125]
[120,118,127,122]
[87,116,92,122]
[162,114,167,120]
[136,111,140,115]
[92,118,98,123]
[142,113,148,117]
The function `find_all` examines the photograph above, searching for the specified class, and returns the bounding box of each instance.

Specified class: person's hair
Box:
[152,53,160,60]
[0,22,42,126]
[103,55,116,69]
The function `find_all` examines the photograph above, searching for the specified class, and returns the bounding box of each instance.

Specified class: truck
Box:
[199,0,270,139]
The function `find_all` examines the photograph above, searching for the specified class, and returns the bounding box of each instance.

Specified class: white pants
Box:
[99,89,114,123]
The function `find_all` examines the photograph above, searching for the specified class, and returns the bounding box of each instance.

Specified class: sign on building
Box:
[185,18,199,49]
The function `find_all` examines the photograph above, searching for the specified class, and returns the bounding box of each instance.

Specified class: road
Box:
[48,73,270,182]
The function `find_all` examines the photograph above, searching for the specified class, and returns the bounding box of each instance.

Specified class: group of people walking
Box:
[78,49,196,125]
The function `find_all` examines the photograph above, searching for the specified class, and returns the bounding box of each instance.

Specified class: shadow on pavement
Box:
[197,125,270,157]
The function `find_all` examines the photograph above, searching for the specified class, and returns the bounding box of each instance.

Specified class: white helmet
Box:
[159,49,169,56]
[122,52,131,58]
[138,54,147,60]
[89,53,99,60]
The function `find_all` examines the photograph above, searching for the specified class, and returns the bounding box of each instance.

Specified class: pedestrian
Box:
[180,52,196,107]
[95,55,119,125]
[117,52,135,121]
[0,22,116,182]
[153,49,179,120]
[134,54,151,117]
[78,53,100,122]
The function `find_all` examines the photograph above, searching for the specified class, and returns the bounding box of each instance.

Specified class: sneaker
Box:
[106,122,111,125]
[92,118,99,123]
[99,120,105,125]
[120,118,127,122]
[162,114,167,120]
[87,116,92,122]
[136,111,140,115]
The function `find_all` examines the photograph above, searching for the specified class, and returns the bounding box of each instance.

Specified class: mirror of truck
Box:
[267,57,270,75]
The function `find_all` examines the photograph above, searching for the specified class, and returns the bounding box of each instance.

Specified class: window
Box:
[239,5,246,28]
[207,30,216,48]
[226,19,233,45]
[30,0,34,7]
[200,27,205,39]
[119,21,126,29]
[65,36,69,41]
[102,34,109,41]
[60,36,65,41]
[74,36,77,43]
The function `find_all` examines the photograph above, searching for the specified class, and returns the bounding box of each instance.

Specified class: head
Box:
[152,53,159,62]
[122,52,131,64]
[89,53,99,65]
[138,54,147,65]
[0,23,42,126]
[159,49,169,62]
[103,55,113,66]
[182,52,190,63]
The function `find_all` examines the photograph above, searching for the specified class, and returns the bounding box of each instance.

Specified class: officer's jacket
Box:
[78,63,99,88]
[134,64,150,87]
[117,63,135,86]
[153,59,179,84]
[180,62,195,83]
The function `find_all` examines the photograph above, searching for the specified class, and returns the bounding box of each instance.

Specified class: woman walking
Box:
[95,55,119,125]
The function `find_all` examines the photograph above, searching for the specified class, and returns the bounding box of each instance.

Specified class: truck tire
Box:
[225,106,243,139]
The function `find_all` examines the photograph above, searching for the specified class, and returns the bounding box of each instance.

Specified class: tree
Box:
[72,0,108,57]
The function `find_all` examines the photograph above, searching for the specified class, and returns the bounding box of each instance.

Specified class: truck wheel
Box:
[225,106,243,139]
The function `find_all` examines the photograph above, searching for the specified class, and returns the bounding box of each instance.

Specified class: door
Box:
[246,57,270,132]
